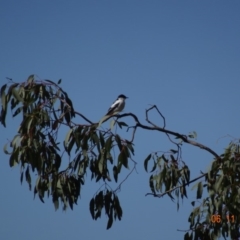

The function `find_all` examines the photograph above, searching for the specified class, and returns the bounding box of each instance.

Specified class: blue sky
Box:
[0,1,240,239]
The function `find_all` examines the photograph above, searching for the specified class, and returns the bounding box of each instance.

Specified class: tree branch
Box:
[116,112,221,161]
[145,172,206,198]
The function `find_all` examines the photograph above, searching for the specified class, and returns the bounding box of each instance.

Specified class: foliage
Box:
[144,139,240,240]
[184,142,240,240]
[0,76,132,228]
[0,75,239,239]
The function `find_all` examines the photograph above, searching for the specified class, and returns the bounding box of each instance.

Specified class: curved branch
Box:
[146,105,184,161]
[146,105,166,129]
[116,112,221,161]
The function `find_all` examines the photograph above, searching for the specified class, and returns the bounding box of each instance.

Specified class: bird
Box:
[105,94,128,116]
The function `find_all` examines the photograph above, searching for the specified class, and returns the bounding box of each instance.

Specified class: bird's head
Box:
[118,94,128,99]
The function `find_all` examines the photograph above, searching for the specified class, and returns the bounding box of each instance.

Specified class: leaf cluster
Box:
[0,75,134,229]
[89,190,122,229]
[144,151,190,210]
[185,142,240,240]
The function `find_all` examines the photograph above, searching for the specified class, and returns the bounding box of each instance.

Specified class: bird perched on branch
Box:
[105,94,128,116]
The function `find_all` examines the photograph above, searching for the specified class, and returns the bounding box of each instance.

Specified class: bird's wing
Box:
[106,100,120,115]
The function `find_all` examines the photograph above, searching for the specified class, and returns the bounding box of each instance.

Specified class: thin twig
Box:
[145,173,206,198]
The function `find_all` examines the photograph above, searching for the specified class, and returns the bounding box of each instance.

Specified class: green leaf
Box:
[95,174,101,182]
[95,191,103,219]
[188,132,197,139]
[127,142,134,156]
[150,161,157,173]
[192,131,197,138]
[12,87,23,102]
[27,74,34,83]
[113,166,118,182]
[0,84,7,98]
[105,136,112,152]
[114,196,123,221]
[149,175,155,194]
[99,132,105,148]
[12,106,23,117]
[184,232,193,240]
[167,192,175,201]
[181,185,188,199]
[117,121,122,129]
[115,134,122,151]
[48,133,60,151]
[214,174,224,191]
[114,196,122,220]
[0,108,7,127]
[19,87,26,101]
[64,96,75,118]
[184,166,190,184]
[196,182,203,199]
[162,154,168,163]
[7,83,19,97]
[144,154,152,172]
[68,197,73,210]
[35,176,40,192]
[54,154,61,171]
[56,179,63,195]
[20,171,23,184]
[25,166,32,190]
[9,152,16,167]
[98,155,104,174]
[3,143,11,155]
[170,149,178,154]
[64,110,71,125]
[117,121,128,128]
[117,159,122,174]
[1,84,7,111]
[89,198,95,219]
[106,207,113,229]
[10,98,19,110]
[53,194,59,211]
[191,181,199,191]
[64,129,73,153]
[155,174,161,192]
[11,134,20,148]
[38,191,44,203]
[26,117,34,133]
[118,150,128,169]
[91,133,99,153]
[78,158,87,177]
[104,191,111,216]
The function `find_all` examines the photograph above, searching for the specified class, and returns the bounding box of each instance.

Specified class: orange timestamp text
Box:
[211,215,235,223]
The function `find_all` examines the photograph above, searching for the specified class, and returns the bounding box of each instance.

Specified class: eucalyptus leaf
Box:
[3,143,11,155]
[196,182,203,199]
[12,88,23,102]
[113,166,118,182]
[27,74,34,83]
[144,154,151,172]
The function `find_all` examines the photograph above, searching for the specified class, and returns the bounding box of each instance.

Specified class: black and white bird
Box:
[105,94,128,116]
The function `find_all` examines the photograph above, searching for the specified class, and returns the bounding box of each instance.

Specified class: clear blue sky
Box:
[0,1,240,239]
